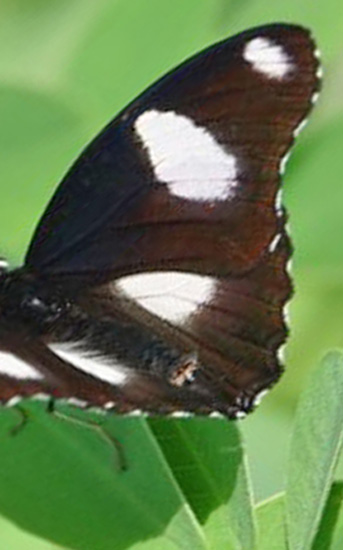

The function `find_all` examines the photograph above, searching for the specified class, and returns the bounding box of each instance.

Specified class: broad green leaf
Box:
[150,417,256,550]
[0,513,64,550]
[313,482,343,550]
[0,401,208,550]
[242,405,292,501]
[255,493,287,550]
[286,351,343,550]
[330,482,343,550]
[247,273,343,501]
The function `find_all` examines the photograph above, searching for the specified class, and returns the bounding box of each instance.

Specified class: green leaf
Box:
[286,351,343,550]
[255,493,287,550]
[282,270,343,412]
[149,417,256,550]
[68,0,224,123]
[0,0,110,88]
[330,482,343,550]
[0,401,208,550]
[0,86,86,265]
[285,120,343,269]
[0,513,64,550]
[241,404,291,501]
[313,482,343,550]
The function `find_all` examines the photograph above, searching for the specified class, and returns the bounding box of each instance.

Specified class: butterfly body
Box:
[0,24,321,417]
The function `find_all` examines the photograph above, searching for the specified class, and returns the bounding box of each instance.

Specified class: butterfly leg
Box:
[47,398,127,471]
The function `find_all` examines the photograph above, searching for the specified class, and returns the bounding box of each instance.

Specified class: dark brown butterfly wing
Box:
[0,24,320,416]
[25,23,320,281]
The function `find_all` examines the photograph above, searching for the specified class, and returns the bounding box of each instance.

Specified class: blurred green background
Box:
[0,0,342,546]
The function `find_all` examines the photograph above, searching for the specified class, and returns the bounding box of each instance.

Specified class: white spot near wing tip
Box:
[49,343,130,387]
[243,37,293,79]
[0,351,43,380]
[134,109,239,202]
[118,271,216,324]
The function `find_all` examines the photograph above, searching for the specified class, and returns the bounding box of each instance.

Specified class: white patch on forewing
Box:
[243,37,293,79]
[49,343,130,386]
[0,351,43,380]
[134,110,239,201]
[118,271,216,324]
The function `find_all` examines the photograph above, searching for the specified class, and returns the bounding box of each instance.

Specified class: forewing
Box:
[25,24,320,281]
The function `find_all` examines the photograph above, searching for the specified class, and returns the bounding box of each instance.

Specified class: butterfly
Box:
[0,23,321,419]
